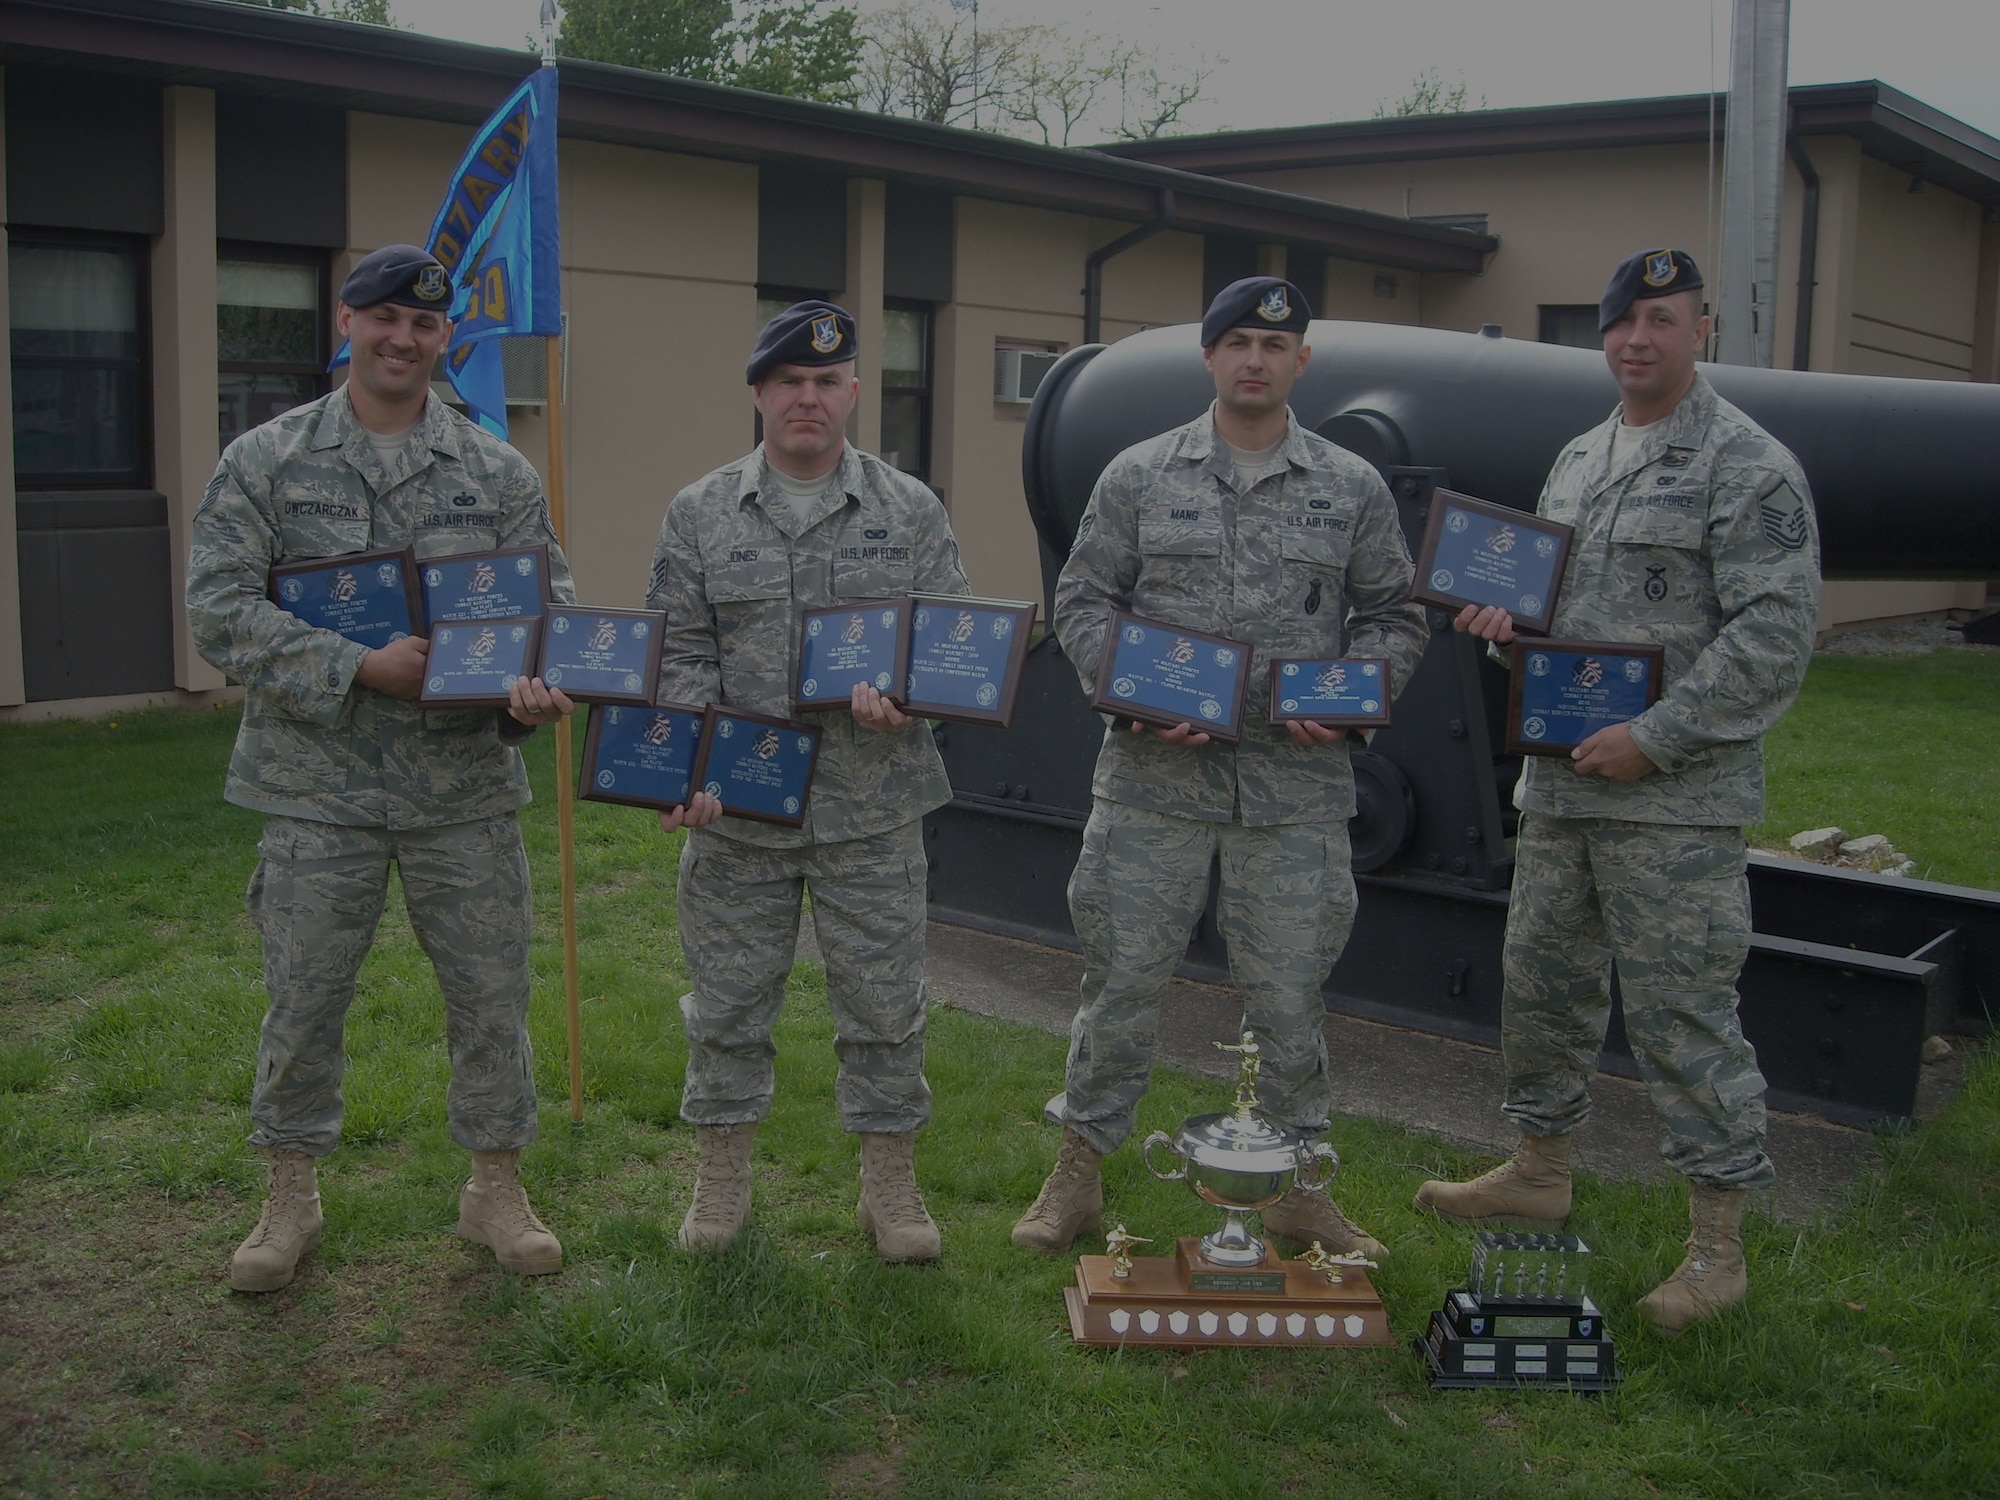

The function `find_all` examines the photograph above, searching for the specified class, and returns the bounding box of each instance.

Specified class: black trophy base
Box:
[1415,1290,1619,1391]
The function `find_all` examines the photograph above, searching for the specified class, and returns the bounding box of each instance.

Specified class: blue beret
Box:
[747,300,858,385]
[340,244,453,312]
[1599,248,1705,332]
[1200,276,1312,348]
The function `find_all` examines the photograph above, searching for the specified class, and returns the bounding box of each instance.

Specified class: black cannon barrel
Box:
[1022,321,2000,580]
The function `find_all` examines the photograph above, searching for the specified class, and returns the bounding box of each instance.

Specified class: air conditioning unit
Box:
[994,345,1061,404]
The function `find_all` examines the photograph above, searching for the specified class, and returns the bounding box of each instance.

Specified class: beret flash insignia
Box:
[810,314,843,354]
[414,264,451,303]
[1257,285,1292,322]
[1642,250,1677,288]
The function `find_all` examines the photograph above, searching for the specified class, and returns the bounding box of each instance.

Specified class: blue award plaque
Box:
[797,599,912,711]
[902,594,1038,727]
[1089,610,1251,744]
[418,615,543,708]
[1267,657,1392,728]
[420,544,551,627]
[689,706,822,827]
[578,702,705,811]
[1505,638,1665,756]
[1411,491,1573,635]
[538,605,665,706]
[267,546,421,649]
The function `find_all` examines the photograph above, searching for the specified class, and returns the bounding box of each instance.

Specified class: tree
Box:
[230,0,397,23]
[555,0,736,83]
[858,0,1217,145]
[733,0,866,106]
[1373,67,1484,119]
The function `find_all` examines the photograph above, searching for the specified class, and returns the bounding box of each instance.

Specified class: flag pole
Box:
[545,320,584,1125]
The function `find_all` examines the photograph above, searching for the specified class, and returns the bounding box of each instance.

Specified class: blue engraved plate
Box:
[1271,657,1389,725]
[421,545,549,625]
[797,601,909,709]
[1418,492,1570,629]
[1094,612,1250,742]
[697,710,820,826]
[582,704,703,809]
[904,598,1028,720]
[420,616,540,706]
[272,551,417,649]
[1511,644,1661,753]
[540,606,663,705]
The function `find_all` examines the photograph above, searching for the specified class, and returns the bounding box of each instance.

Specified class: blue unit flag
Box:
[334,67,562,439]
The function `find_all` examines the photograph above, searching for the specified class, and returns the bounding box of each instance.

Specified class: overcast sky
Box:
[391,0,2000,141]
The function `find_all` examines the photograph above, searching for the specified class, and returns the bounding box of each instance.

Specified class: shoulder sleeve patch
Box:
[1758,479,1810,552]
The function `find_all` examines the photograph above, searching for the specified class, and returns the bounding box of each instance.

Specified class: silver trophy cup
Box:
[1140,1032,1338,1267]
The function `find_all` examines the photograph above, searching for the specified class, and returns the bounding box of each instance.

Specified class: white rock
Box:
[1922,1035,1953,1064]
[1839,833,1895,860]
[1883,858,1917,878]
[1790,827,1847,854]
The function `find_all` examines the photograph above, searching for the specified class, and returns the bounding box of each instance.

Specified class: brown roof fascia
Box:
[0,0,1493,271]
[1104,81,2000,204]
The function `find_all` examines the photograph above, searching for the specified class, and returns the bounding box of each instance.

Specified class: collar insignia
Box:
[810,315,842,354]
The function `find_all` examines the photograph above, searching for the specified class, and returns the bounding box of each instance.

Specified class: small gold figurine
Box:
[1215,1030,1262,1114]
[1104,1223,1152,1279]
[1302,1240,1380,1285]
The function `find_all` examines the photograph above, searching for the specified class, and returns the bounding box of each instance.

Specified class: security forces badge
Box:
[1257,284,1292,322]
[414,264,451,303]
[810,314,844,355]
[1642,250,1678,288]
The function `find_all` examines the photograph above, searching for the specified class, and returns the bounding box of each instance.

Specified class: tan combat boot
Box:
[1413,1132,1572,1227]
[1637,1183,1749,1334]
[230,1148,324,1293]
[1261,1188,1389,1260]
[679,1122,756,1253]
[458,1149,563,1275]
[1010,1128,1103,1253]
[856,1132,942,1263]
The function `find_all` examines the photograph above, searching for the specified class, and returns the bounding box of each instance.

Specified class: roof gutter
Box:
[1083,189,1175,344]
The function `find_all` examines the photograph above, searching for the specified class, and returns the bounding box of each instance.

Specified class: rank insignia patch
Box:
[1759,480,1811,552]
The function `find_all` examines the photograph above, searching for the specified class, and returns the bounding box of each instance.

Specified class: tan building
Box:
[1,1,1992,718]
[1105,85,2000,633]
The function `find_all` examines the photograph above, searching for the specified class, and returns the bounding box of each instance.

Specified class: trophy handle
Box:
[1140,1130,1186,1182]
[1293,1140,1340,1193]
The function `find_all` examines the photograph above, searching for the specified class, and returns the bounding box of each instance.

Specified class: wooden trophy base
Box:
[1066,1237,1394,1348]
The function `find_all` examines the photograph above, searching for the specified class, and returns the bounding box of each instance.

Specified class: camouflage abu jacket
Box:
[648,444,970,848]
[1517,372,1821,826]
[1054,408,1429,826]
[186,386,575,829]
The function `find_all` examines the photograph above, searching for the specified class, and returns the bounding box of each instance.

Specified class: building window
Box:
[10,237,147,487]
[1538,305,1601,350]
[218,249,326,451]
[880,302,930,481]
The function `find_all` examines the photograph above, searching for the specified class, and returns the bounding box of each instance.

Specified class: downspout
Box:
[1787,129,1820,371]
[1083,189,1175,345]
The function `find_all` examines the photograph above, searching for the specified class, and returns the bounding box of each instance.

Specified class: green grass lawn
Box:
[1,650,1996,1499]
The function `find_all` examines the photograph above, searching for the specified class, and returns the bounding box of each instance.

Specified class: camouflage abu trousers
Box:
[1057,798,1357,1155]
[676,821,931,1134]
[1501,813,1773,1189]
[244,814,538,1156]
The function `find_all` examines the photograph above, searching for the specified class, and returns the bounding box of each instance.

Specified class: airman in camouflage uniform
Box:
[648,301,970,1261]
[1013,278,1429,1259]
[1415,249,1822,1334]
[186,245,576,1293]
